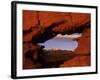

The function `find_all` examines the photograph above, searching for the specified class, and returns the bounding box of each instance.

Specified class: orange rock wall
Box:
[23,10,91,69]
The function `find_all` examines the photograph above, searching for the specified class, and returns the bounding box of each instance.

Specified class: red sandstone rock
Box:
[23,10,91,69]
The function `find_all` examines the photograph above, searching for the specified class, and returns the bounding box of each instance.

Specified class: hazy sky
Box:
[39,33,81,51]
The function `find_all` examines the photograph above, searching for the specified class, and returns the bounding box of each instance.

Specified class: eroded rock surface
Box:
[23,10,91,69]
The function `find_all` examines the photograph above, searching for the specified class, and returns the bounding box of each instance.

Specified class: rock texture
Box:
[23,10,91,69]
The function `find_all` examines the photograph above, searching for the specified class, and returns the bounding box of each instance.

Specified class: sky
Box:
[39,33,82,51]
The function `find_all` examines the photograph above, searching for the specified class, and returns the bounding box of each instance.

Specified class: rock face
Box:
[23,10,91,69]
[60,25,91,67]
[37,50,75,68]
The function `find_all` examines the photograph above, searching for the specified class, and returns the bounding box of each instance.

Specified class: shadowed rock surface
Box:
[37,50,75,68]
